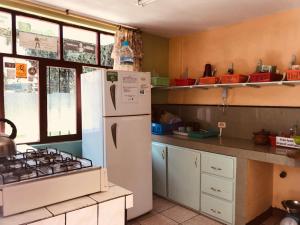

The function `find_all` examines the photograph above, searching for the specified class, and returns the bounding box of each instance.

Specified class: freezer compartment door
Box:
[103,115,152,219]
[103,71,151,116]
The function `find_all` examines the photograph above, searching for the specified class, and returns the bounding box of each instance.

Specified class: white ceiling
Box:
[29,0,300,37]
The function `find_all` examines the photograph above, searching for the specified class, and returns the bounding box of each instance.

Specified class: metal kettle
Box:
[0,118,17,157]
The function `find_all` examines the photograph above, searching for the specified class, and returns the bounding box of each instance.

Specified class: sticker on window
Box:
[16,63,27,78]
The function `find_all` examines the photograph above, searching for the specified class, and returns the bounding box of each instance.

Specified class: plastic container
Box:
[286,70,300,81]
[220,74,249,84]
[269,136,276,147]
[151,123,173,135]
[120,41,134,65]
[188,130,219,139]
[249,73,283,82]
[151,77,170,86]
[199,77,220,84]
[174,79,196,86]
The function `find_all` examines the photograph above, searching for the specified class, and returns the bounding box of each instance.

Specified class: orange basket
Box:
[286,70,300,81]
[249,73,283,82]
[199,77,220,84]
[220,74,248,84]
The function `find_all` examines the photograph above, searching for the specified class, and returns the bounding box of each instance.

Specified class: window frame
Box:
[0,7,115,144]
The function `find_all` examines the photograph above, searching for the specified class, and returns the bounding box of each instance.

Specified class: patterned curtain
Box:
[111,27,143,71]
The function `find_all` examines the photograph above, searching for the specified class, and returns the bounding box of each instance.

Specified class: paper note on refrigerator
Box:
[122,74,138,103]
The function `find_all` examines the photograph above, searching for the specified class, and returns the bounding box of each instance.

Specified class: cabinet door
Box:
[168,146,201,210]
[152,142,167,197]
[28,215,65,225]
[98,197,125,225]
[66,205,97,225]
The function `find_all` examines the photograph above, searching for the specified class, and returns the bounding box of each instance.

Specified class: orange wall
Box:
[273,165,300,209]
[168,8,300,107]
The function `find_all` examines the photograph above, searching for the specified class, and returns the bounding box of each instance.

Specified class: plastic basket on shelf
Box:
[220,74,248,84]
[151,77,170,86]
[286,70,300,81]
[173,79,196,86]
[199,77,220,84]
[249,73,283,82]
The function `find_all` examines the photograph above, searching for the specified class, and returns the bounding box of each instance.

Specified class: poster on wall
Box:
[16,63,27,78]
[19,31,58,52]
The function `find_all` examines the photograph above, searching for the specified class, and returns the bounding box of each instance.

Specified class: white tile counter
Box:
[0,183,133,225]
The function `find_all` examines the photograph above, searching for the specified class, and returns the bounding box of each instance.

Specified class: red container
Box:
[199,77,220,84]
[249,73,283,82]
[269,136,276,147]
[286,70,300,81]
[220,74,248,84]
[174,79,196,86]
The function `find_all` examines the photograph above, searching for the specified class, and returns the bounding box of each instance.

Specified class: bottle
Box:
[119,41,134,65]
[227,63,234,74]
[203,64,212,77]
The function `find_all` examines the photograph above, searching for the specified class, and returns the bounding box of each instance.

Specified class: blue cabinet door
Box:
[152,142,167,197]
[168,145,201,210]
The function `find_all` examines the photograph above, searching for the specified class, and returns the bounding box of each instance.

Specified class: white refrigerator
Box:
[81,69,152,219]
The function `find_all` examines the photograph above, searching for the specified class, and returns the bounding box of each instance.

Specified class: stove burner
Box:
[13,167,35,177]
[0,148,92,185]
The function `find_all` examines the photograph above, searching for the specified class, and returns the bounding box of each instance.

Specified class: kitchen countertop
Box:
[152,134,300,167]
[0,183,133,225]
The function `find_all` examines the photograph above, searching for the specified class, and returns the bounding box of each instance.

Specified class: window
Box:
[82,66,102,73]
[16,16,60,59]
[47,66,77,136]
[100,33,114,67]
[0,11,12,54]
[0,9,114,144]
[63,26,97,65]
[3,57,39,143]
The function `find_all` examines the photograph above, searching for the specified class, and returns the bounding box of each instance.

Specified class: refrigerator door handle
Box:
[110,84,116,110]
[111,123,117,149]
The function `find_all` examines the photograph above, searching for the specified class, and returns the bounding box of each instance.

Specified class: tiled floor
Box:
[127,195,223,225]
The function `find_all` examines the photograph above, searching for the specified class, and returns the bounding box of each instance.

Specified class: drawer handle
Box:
[210,209,222,214]
[211,166,222,171]
[210,187,221,192]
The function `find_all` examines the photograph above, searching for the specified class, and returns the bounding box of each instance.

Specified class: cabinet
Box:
[98,197,125,225]
[28,215,65,225]
[168,145,201,210]
[152,142,167,197]
[201,151,236,224]
[66,205,97,225]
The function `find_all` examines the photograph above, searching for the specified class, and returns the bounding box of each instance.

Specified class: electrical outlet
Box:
[218,122,226,128]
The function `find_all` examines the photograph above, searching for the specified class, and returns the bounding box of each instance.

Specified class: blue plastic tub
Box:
[151,123,173,135]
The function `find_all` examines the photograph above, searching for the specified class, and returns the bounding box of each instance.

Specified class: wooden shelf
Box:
[152,80,300,90]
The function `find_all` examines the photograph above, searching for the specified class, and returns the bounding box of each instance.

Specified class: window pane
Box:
[0,12,12,54]
[82,66,101,73]
[3,57,39,143]
[63,26,97,65]
[47,66,76,136]
[16,16,60,59]
[100,33,114,67]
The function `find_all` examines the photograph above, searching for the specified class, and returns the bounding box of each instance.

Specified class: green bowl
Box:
[293,136,300,145]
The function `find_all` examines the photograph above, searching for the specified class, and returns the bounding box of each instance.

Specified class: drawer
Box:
[201,194,233,224]
[201,152,235,179]
[201,173,234,201]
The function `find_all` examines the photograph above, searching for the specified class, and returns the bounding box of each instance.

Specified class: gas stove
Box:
[0,148,93,185]
[0,147,108,217]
